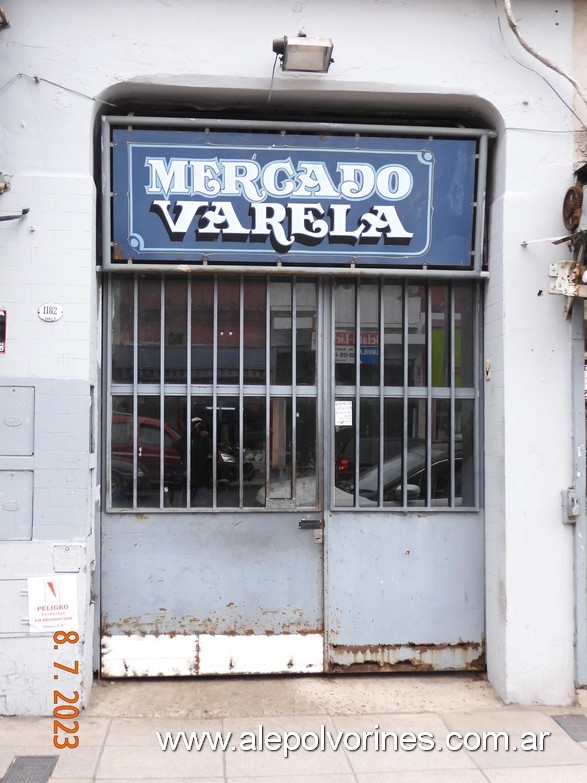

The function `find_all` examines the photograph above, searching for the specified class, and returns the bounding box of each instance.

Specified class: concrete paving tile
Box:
[96,780,223,783]
[0,715,110,746]
[96,745,223,779]
[228,777,356,783]
[331,712,478,773]
[484,767,587,783]
[106,717,223,746]
[441,709,587,768]
[356,772,488,783]
[222,715,353,778]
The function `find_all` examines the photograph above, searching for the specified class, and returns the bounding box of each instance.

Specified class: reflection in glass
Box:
[243,397,266,506]
[360,282,380,387]
[359,397,380,506]
[267,397,292,498]
[407,285,427,387]
[296,398,317,506]
[431,285,450,388]
[296,281,317,386]
[164,396,187,508]
[334,280,356,385]
[457,399,475,506]
[431,399,451,503]
[191,277,213,384]
[138,277,161,383]
[454,285,475,388]
[244,280,266,385]
[111,277,134,383]
[110,395,134,508]
[270,280,292,385]
[407,398,427,505]
[164,278,187,384]
[383,283,403,386]
[217,278,240,384]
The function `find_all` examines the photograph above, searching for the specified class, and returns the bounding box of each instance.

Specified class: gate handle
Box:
[299,518,323,530]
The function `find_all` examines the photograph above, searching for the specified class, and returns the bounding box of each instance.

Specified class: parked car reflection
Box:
[256,444,462,507]
[110,457,151,503]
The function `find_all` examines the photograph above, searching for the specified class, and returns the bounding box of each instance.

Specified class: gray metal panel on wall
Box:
[0,471,33,540]
[324,510,485,670]
[0,387,35,456]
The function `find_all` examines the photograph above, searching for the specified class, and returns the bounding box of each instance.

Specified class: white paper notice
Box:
[335,399,353,427]
[27,575,79,632]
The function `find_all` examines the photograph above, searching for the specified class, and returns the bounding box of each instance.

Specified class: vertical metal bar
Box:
[572,298,587,683]
[105,276,113,509]
[449,283,456,506]
[132,276,139,508]
[238,276,244,508]
[212,276,218,508]
[426,283,432,506]
[330,279,337,510]
[186,277,192,508]
[354,280,360,508]
[473,282,481,508]
[100,118,112,271]
[265,278,271,499]
[402,281,409,508]
[473,135,488,273]
[159,276,165,509]
[291,279,297,498]
[316,278,324,508]
[378,280,385,507]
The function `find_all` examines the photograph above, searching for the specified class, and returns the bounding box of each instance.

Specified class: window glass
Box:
[244,280,266,385]
[137,276,161,384]
[270,279,292,385]
[164,277,187,384]
[360,281,380,387]
[296,280,317,386]
[334,280,356,385]
[217,279,240,384]
[111,278,134,383]
[407,284,427,387]
[191,277,213,384]
[383,283,403,386]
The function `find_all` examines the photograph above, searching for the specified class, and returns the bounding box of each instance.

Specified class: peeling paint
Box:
[101,632,324,677]
[328,640,485,673]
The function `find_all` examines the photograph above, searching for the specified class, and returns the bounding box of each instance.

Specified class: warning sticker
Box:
[27,575,79,632]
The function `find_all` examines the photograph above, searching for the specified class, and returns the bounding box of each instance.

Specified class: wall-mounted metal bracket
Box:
[0,208,30,222]
[562,489,580,524]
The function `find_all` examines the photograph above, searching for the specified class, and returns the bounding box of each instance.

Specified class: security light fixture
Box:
[272,36,334,73]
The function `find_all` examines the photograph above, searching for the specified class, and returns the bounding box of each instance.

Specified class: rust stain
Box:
[135,513,149,521]
[328,640,485,673]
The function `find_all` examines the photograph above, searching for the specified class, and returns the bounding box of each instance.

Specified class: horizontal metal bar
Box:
[99,263,489,280]
[103,115,497,139]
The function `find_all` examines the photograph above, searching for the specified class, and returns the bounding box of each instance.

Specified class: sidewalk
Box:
[1,674,587,782]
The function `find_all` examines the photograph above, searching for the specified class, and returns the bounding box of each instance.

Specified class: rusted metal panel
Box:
[328,640,485,673]
[324,510,485,673]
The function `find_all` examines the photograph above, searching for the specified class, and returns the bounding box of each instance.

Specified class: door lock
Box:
[299,518,323,544]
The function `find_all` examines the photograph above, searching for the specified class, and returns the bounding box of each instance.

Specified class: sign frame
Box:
[102,116,492,276]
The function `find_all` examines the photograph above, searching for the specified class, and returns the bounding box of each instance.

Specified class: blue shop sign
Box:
[111,129,477,267]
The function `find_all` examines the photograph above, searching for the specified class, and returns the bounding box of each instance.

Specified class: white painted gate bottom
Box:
[102,633,324,677]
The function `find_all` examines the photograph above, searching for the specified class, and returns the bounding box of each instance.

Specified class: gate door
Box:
[101,274,325,676]
[325,278,485,672]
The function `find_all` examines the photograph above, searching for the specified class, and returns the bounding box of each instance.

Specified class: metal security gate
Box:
[325,278,484,671]
[100,273,484,676]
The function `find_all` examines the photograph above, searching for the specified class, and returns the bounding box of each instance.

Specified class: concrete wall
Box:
[0,0,580,711]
